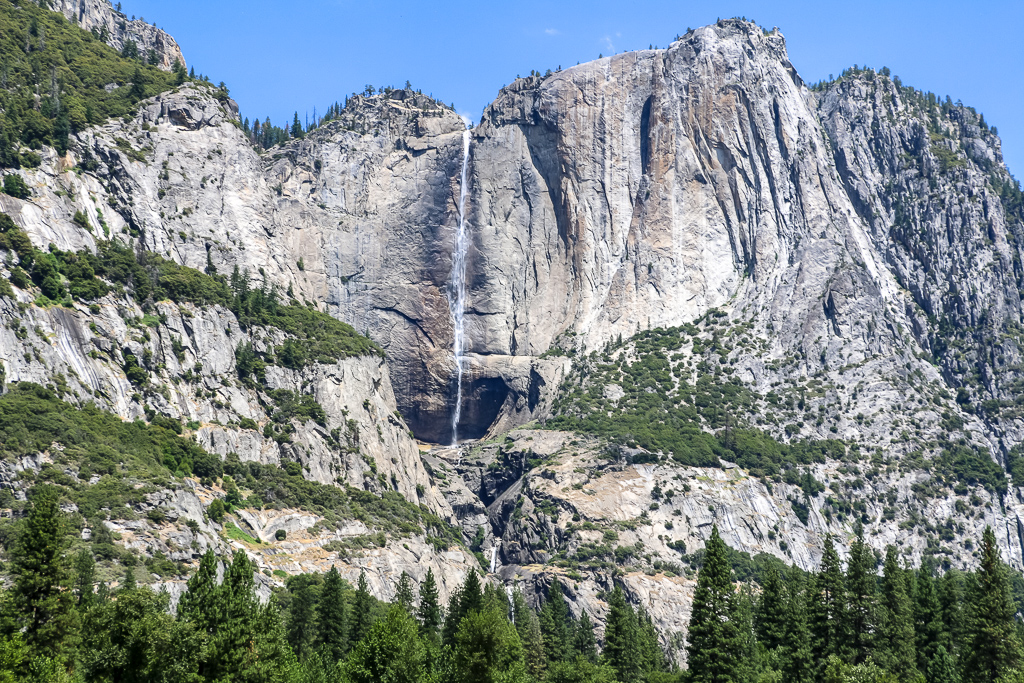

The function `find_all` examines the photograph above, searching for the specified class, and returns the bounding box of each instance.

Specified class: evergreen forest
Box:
[1,483,1022,683]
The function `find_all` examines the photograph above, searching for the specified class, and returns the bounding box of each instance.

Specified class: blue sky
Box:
[124,0,1023,177]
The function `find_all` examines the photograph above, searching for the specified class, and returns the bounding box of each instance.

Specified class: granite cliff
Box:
[51,0,185,70]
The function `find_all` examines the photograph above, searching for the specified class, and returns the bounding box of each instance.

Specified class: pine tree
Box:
[452,604,527,683]
[780,567,814,683]
[121,566,136,592]
[686,525,741,683]
[540,577,571,664]
[78,579,205,682]
[346,605,427,683]
[482,582,508,615]
[459,570,483,618]
[286,574,318,660]
[442,585,464,648]
[876,546,917,679]
[396,571,416,616]
[756,563,787,652]
[846,525,876,664]
[573,611,598,663]
[604,587,643,683]
[317,565,348,660]
[197,550,263,681]
[914,563,945,676]
[243,599,301,681]
[350,570,374,646]
[809,536,848,668]
[513,589,546,679]
[177,549,219,627]
[72,549,96,609]
[291,112,303,139]
[937,570,965,658]
[12,484,78,659]
[927,644,961,683]
[963,527,1022,683]
[637,603,668,675]
[417,568,442,641]
[729,589,761,683]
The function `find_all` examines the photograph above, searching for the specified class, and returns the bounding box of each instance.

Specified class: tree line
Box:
[687,525,1024,683]
[0,483,668,682]
[3,482,1022,682]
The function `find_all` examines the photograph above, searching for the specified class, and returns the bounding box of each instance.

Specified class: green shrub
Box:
[2,175,29,199]
[208,499,226,523]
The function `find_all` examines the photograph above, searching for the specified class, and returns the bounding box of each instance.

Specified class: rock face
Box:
[51,0,186,70]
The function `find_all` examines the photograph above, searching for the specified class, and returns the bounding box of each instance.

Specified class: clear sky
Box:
[122,0,1023,177]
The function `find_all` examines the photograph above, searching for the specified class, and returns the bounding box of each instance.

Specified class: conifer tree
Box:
[846,524,876,664]
[937,570,965,657]
[604,587,643,683]
[637,603,668,675]
[442,586,464,648]
[417,568,442,641]
[96,581,110,605]
[286,574,318,660]
[207,550,261,680]
[317,565,348,660]
[244,598,301,681]
[732,589,760,682]
[540,577,571,664]
[573,611,598,663]
[72,549,96,609]
[482,582,508,615]
[686,525,740,683]
[177,549,218,627]
[927,644,961,683]
[12,484,78,659]
[346,605,427,683]
[78,580,205,682]
[459,570,483,618]
[513,589,546,679]
[876,546,917,679]
[756,563,787,652]
[809,536,848,667]
[914,563,945,676]
[963,527,1022,683]
[781,567,814,683]
[452,604,527,683]
[121,566,136,593]
[350,570,374,646]
[395,571,416,616]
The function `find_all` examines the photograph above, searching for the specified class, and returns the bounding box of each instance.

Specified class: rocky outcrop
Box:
[817,71,1024,432]
[0,282,450,512]
[51,0,186,70]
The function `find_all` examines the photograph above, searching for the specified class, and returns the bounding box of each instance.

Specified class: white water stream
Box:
[448,129,471,446]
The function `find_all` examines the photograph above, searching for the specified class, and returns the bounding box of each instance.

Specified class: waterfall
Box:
[448,129,471,446]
